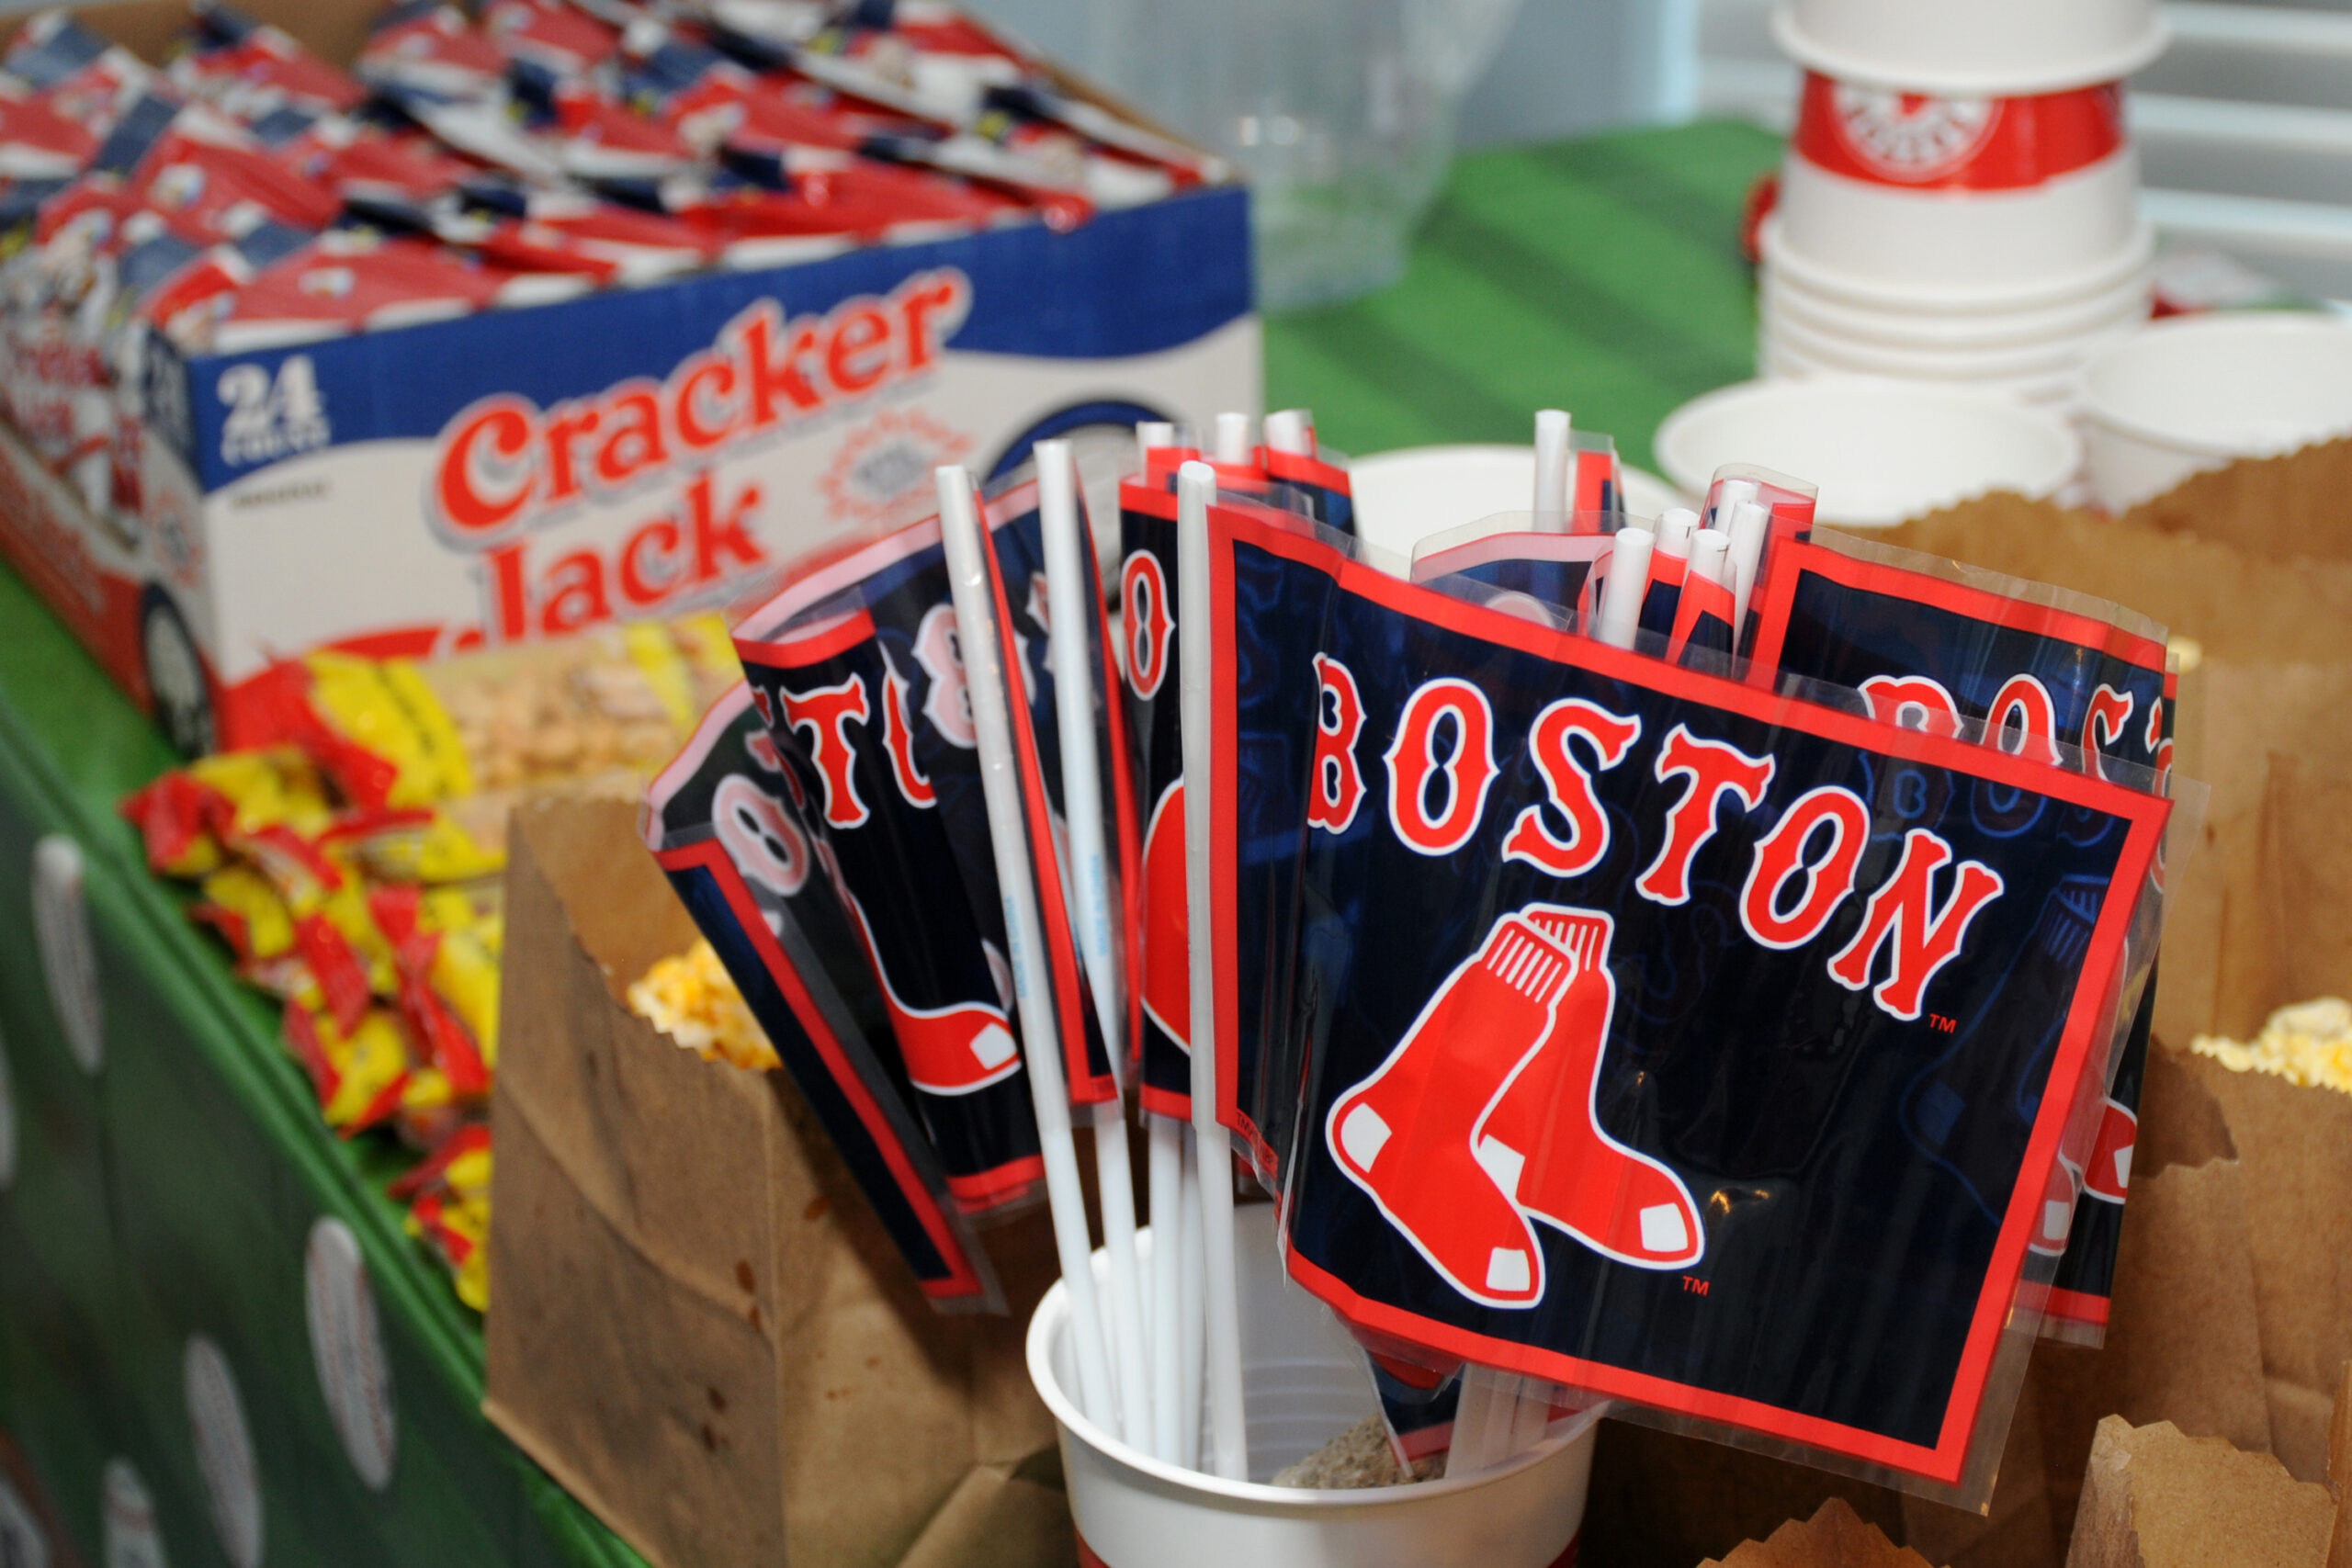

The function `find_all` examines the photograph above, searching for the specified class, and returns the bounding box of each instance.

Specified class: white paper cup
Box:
[1770,0,2166,96]
[1765,353,2084,412]
[1760,303,2139,380]
[1347,445,1686,568]
[1759,216,2154,316]
[1028,1210,1604,1568]
[1773,149,2142,294]
[1761,264,2148,352]
[1657,377,2082,526]
[2079,313,2352,512]
[1759,338,2085,411]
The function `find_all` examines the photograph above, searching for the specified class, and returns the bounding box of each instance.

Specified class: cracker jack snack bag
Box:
[269,620,711,811]
[1192,490,2181,1498]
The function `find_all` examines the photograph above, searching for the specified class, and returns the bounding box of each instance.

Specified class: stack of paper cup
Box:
[1758,0,2168,412]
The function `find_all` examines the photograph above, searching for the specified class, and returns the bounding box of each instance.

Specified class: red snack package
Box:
[130,114,345,241]
[207,232,510,352]
[481,0,621,75]
[0,80,100,180]
[173,6,368,118]
[356,4,511,103]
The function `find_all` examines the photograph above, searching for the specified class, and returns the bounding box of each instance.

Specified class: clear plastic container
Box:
[1080,0,1521,308]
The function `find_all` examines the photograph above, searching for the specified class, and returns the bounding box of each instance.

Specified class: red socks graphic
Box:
[1479,910,1704,1270]
[1329,916,1568,1306]
[843,890,1022,1096]
[1328,904,1705,1309]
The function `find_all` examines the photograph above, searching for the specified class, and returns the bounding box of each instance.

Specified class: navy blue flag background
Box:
[1202,504,2171,1486]
[1747,531,2176,1344]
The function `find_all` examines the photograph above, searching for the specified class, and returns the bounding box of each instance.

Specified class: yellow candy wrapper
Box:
[190,863,297,963]
[119,746,334,880]
[391,1124,492,1313]
[282,1001,416,1134]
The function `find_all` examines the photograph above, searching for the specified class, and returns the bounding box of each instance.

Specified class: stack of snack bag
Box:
[639,403,2197,1516]
[119,611,737,1308]
[0,0,1220,537]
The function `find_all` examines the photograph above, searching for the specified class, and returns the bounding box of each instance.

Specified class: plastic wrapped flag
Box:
[643,674,1008,1311]
[729,520,1050,1215]
[1191,491,2184,1497]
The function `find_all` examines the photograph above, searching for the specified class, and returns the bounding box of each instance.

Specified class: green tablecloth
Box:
[0,119,1778,1568]
[1268,120,1779,475]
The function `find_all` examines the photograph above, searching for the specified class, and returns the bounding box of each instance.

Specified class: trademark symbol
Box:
[1928,1013,1958,1033]
[1680,1276,1709,1296]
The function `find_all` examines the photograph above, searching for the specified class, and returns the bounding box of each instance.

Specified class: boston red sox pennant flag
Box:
[1196,498,2176,1489]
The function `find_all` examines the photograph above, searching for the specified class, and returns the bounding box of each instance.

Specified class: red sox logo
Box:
[1830,85,2000,184]
[1328,907,1705,1308]
[1308,656,2032,1308]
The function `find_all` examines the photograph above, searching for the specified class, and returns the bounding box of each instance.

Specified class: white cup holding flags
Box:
[1028,1207,1603,1568]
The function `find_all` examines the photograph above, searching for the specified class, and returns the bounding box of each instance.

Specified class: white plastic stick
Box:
[1654,505,1698,563]
[933,466,1118,1433]
[1687,526,1731,587]
[1212,412,1252,465]
[1175,458,1250,1481]
[1594,526,1655,651]
[1038,439,1152,1451]
[1724,497,1772,636]
[1446,1370,1498,1477]
[1507,1376,1551,1452]
[1449,1368,1549,1478]
[1148,1113,1186,1463]
[1707,476,1758,532]
[1532,409,1571,531]
[1142,409,1193,1465]
[1262,407,1314,457]
[1179,1122,1207,1470]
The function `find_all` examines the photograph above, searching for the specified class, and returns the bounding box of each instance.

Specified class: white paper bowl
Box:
[1657,377,2083,527]
[1759,216,2154,317]
[2079,313,2352,512]
[1773,151,2143,296]
[1347,446,1685,569]
[1770,0,2167,96]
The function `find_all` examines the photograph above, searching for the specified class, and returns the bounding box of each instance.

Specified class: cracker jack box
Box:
[0,9,1254,761]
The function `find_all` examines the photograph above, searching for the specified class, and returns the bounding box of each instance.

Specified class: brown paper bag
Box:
[2064,1416,2335,1568]
[483,796,1068,1568]
[2160,751,2352,1482]
[1700,1497,1938,1568]
[2120,438,2352,567]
